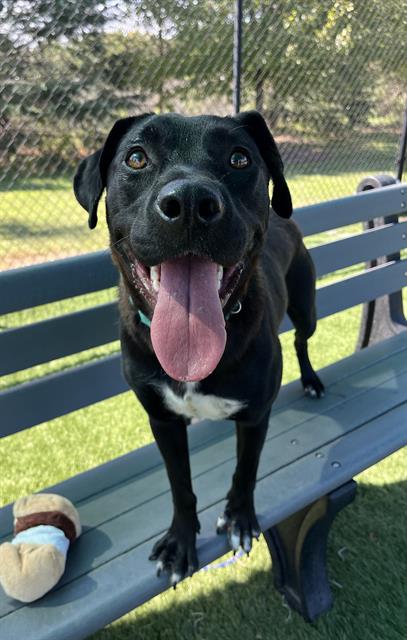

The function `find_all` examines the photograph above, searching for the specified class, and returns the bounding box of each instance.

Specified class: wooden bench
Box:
[1,176,406,639]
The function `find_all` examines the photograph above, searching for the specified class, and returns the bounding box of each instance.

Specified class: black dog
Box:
[74,110,324,586]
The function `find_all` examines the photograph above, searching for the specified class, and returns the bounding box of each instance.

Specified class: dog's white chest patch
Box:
[160,383,245,421]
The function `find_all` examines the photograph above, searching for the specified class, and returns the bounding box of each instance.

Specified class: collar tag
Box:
[129,295,152,328]
[138,309,152,328]
[225,300,242,321]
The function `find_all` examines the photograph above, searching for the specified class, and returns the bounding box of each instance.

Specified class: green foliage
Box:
[1,0,107,42]
[0,168,394,270]
[241,0,406,132]
[0,29,160,172]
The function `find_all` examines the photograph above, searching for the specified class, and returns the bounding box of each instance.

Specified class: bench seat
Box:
[1,331,406,640]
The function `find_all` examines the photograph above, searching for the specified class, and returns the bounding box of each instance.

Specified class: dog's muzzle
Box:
[128,253,243,383]
[117,180,245,383]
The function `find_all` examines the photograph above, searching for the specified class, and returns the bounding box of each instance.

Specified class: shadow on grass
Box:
[281,134,398,176]
[92,479,406,640]
[0,130,400,193]
[0,176,73,192]
[0,222,83,239]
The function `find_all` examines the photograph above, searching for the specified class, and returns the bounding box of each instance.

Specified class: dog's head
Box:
[74,111,292,382]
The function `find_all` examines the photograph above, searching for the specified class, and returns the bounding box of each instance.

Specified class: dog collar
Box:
[128,296,151,327]
[129,295,242,328]
[138,309,152,328]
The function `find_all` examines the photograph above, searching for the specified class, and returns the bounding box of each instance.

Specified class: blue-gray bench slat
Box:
[1,333,406,640]
[0,354,126,437]
[1,257,405,435]
[292,181,406,236]
[0,250,117,315]
[0,303,119,376]
[310,220,407,276]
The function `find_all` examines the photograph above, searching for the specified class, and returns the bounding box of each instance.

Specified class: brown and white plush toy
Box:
[0,493,81,603]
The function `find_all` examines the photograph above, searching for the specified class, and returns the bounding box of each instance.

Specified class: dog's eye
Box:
[230,150,250,169]
[126,148,148,170]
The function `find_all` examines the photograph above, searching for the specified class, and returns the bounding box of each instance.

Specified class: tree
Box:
[1,0,107,42]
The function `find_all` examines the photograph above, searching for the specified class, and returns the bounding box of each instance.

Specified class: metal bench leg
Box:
[357,293,407,349]
[263,480,357,622]
[356,177,407,349]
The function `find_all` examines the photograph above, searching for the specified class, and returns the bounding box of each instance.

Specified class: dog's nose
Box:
[156,180,224,225]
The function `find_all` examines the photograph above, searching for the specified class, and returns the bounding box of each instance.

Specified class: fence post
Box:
[396,97,407,182]
[233,0,243,114]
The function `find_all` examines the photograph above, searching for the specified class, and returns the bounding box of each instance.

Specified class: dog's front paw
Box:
[149,514,200,587]
[216,504,260,555]
[302,370,325,398]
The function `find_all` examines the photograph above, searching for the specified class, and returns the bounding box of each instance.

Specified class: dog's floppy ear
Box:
[73,148,103,229]
[74,114,153,229]
[233,110,292,219]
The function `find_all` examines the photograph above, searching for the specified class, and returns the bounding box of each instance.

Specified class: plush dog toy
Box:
[0,493,81,602]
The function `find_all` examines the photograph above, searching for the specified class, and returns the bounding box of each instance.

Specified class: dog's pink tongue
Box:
[151,256,226,382]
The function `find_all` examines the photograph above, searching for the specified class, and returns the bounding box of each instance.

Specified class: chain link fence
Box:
[0,0,406,271]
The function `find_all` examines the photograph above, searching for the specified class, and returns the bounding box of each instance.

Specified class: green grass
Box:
[0,168,394,271]
[1,118,400,270]
[288,170,380,207]
[0,180,109,269]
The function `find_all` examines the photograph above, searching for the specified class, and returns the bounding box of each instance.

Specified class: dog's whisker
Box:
[111,234,130,249]
[229,125,248,132]
[217,171,232,185]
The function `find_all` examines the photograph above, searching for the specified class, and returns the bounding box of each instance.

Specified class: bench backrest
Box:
[1,181,406,438]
